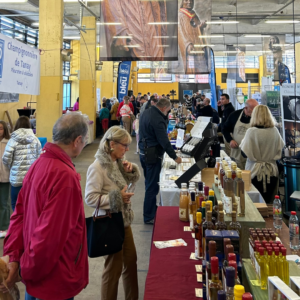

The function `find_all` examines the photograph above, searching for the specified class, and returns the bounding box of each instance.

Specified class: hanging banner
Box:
[226,45,246,83]
[278,62,291,84]
[0,33,40,95]
[100,0,178,61]
[209,48,217,110]
[263,35,285,81]
[117,61,131,103]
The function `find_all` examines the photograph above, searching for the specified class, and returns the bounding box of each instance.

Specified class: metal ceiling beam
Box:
[278,0,290,4]
[64,16,87,33]
[78,0,100,20]
[28,0,39,8]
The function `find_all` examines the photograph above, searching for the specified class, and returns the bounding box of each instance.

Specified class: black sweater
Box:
[222,109,251,143]
[218,102,235,132]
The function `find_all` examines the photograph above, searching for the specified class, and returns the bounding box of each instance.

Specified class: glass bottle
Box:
[225,266,235,300]
[235,170,245,217]
[209,190,215,207]
[258,247,269,290]
[214,157,222,184]
[203,211,215,256]
[202,201,206,222]
[209,257,223,300]
[216,211,227,231]
[231,162,237,180]
[179,183,189,222]
[197,197,204,213]
[204,186,210,201]
[278,247,289,285]
[228,211,242,238]
[223,245,234,270]
[218,160,227,186]
[196,182,204,210]
[267,247,276,276]
[224,170,235,212]
[234,286,245,300]
[195,212,203,259]
[189,184,197,230]
[207,241,216,280]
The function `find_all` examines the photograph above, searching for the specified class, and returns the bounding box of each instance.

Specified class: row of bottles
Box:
[215,157,245,218]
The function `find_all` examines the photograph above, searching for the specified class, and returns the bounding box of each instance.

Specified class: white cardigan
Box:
[240,127,284,192]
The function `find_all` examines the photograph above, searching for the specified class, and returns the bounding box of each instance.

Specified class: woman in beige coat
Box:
[110,99,120,127]
[85,126,140,300]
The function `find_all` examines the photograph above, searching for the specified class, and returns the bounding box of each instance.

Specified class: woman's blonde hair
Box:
[250,105,275,128]
[99,126,132,153]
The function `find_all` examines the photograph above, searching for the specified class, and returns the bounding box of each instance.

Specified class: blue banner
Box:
[117,61,131,102]
[208,48,217,110]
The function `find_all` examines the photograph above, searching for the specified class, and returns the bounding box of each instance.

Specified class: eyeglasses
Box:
[114,141,130,149]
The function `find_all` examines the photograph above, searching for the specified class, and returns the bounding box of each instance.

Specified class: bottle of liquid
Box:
[225,266,235,300]
[189,184,197,230]
[209,190,215,207]
[204,186,210,201]
[214,157,222,184]
[273,247,280,277]
[217,290,226,300]
[266,248,275,276]
[179,183,189,222]
[228,211,242,238]
[216,211,227,231]
[203,211,215,256]
[197,197,204,213]
[202,201,206,222]
[207,241,217,281]
[224,170,235,212]
[195,212,203,259]
[207,201,213,213]
[209,257,223,300]
[273,195,282,230]
[220,161,228,188]
[258,247,269,290]
[223,245,234,270]
[233,285,245,300]
[196,182,204,210]
[242,293,253,300]
[231,162,237,180]
[289,211,300,250]
[235,170,245,217]
[278,247,289,285]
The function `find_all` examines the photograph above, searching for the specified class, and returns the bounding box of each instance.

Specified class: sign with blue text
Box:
[209,48,217,110]
[117,61,131,103]
[0,33,40,95]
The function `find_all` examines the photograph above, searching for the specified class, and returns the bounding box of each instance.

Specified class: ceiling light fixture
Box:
[206,21,239,24]
[127,45,140,48]
[148,22,178,25]
[63,36,80,40]
[265,20,299,24]
[194,44,215,47]
[97,22,122,25]
[190,51,204,54]
[113,36,133,39]
[64,0,102,2]
[200,35,224,38]
[244,35,270,38]
[157,45,169,47]
[0,0,27,2]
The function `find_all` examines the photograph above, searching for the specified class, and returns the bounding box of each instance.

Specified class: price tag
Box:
[195,265,202,273]
[191,233,195,238]
[197,274,202,282]
[190,253,198,260]
[184,226,192,232]
[195,289,203,298]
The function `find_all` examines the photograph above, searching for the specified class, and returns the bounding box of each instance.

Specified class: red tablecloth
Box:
[144,207,202,300]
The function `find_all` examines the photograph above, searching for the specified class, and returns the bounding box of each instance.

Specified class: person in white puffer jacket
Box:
[2,116,41,211]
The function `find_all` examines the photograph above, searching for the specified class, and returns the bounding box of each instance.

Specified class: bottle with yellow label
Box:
[179,183,189,222]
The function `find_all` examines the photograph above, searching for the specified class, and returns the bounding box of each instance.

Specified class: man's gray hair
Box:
[53,114,88,145]
[156,98,171,109]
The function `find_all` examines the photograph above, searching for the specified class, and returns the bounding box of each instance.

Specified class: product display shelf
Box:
[242,258,300,299]
[213,185,265,258]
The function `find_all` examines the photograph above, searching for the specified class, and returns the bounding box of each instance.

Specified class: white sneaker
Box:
[0,231,7,238]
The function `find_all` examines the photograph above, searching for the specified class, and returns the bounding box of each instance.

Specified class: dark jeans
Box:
[10,185,22,212]
[140,154,162,223]
[25,292,74,300]
[252,175,278,204]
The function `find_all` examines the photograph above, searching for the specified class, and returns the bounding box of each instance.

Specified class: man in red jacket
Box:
[0,114,89,300]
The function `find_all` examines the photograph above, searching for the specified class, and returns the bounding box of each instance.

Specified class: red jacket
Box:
[4,143,89,300]
[116,101,134,118]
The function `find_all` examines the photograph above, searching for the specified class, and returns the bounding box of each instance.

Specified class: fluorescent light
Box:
[31,22,39,27]
[127,45,140,48]
[206,21,239,24]
[190,51,204,54]
[64,0,102,2]
[194,44,215,47]
[113,36,132,39]
[157,45,169,47]
[273,44,291,46]
[63,36,80,40]
[96,45,103,48]
[265,20,299,24]
[97,22,122,25]
[200,35,224,38]
[0,0,27,2]
[244,35,270,38]
[148,22,178,25]
[223,51,238,53]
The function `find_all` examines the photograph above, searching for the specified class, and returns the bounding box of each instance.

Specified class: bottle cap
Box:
[234,286,245,298]
[276,241,282,245]
[209,241,217,258]
[204,186,210,196]
[226,245,234,258]
[218,202,224,211]
[228,253,236,262]
[271,234,276,241]
[265,243,271,248]
[267,248,272,255]
[228,260,237,278]
[202,201,206,208]
[226,170,232,177]
[191,192,196,202]
[252,233,258,240]
[255,245,261,252]
[274,247,280,255]
[211,256,219,274]
[209,190,214,196]
[181,183,187,188]
[217,290,226,300]
[242,293,253,300]
[259,247,264,256]
[198,182,203,191]
[275,195,280,199]
[207,201,213,211]
[223,238,231,250]
[200,197,204,203]
[291,211,297,215]
[226,266,235,288]
[265,233,270,241]
[196,212,202,224]
[281,247,287,256]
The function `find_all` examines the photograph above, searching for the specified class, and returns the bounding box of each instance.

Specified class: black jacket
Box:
[218,102,235,132]
[197,105,220,124]
[222,109,251,143]
[139,106,177,160]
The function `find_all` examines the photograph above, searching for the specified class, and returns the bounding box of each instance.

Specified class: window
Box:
[215,56,259,69]
[246,73,259,83]
[63,83,71,110]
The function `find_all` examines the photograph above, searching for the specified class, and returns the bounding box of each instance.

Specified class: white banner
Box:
[0,33,40,95]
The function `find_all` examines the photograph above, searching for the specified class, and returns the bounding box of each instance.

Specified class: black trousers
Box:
[252,175,278,204]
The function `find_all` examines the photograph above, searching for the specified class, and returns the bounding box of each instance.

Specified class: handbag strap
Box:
[93,195,112,221]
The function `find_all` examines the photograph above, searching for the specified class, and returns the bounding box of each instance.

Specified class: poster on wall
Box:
[280,83,300,147]
[263,35,285,81]
[166,0,212,74]
[226,45,246,83]
[266,91,281,123]
[0,33,40,95]
[99,0,178,61]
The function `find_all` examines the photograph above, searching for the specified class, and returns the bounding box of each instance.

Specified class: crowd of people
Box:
[0,90,285,299]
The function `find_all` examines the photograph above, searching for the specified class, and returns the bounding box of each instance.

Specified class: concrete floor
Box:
[0,137,152,299]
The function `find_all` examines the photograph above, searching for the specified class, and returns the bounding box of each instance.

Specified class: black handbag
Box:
[86,196,125,258]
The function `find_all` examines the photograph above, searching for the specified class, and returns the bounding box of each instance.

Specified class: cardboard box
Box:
[290,277,300,296]
[205,230,223,262]
[241,170,251,191]
[201,168,215,189]
[268,277,300,300]
[222,230,240,263]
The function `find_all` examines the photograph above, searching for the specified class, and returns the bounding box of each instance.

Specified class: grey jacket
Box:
[2,128,42,187]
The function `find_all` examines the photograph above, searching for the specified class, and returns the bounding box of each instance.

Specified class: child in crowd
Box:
[0,121,11,238]
[99,102,110,134]
[133,113,140,154]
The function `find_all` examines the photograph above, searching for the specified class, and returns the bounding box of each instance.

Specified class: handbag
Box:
[86,196,125,258]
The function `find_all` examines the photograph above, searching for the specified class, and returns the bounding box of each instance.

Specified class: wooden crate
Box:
[201,168,215,189]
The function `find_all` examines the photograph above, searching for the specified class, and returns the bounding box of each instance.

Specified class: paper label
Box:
[191,233,195,238]
[195,239,200,258]
[189,214,194,229]
[195,288,203,298]
[235,196,241,214]
[190,252,199,260]
[195,265,202,273]
[290,224,300,234]
[179,208,187,219]
[184,226,192,232]
[197,274,203,282]
[273,207,282,215]
[224,196,232,214]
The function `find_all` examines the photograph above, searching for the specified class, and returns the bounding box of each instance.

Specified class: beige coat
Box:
[0,138,10,182]
[85,149,140,227]
[110,102,119,121]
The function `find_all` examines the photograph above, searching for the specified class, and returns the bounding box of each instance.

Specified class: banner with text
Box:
[209,48,217,110]
[117,61,131,103]
[0,33,40,95]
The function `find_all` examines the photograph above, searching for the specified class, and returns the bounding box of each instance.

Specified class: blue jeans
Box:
[25,292,74,300]
[10,185,22,212]
[140,154,162,223]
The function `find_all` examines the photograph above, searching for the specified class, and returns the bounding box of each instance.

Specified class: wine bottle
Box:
[179,183,189,222]
[195,212,203,259]
[209,257,223,300]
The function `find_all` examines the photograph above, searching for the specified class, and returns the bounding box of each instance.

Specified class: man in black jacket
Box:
[139,98,182,224]
[197,98,220,124]
[222,98,258,169]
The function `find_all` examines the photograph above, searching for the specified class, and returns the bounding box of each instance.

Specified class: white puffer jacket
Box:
[2,128,42,187]
[0,138,10,183]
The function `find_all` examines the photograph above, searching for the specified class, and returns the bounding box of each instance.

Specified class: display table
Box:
[144,207,202,300]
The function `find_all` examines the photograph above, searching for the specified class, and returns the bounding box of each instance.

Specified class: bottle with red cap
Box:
[208,256,223,300]
[289,211,300,250]
[204,185,210,201]
[242,292,253,300]
[228,260,241,285]
[273,195,282,229]
[258,247,269,290]
[278,247,289,285]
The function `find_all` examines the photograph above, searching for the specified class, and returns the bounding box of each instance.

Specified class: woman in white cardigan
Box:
[240,105,284,203]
